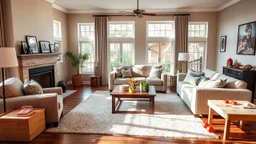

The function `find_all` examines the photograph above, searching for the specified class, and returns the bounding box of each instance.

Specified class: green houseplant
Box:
[66,51,89,87]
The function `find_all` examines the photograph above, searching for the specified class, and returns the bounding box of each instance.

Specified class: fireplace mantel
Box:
[17,53,61,84]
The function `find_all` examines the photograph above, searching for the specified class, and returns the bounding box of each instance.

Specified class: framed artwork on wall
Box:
[220,35,227,52]
[39,41,51,53]
[236,21,256,55]
[25,36,39,53]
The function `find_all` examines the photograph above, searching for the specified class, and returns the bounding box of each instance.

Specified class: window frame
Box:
[53,20,62,41]
[77,23,95,74]
[108,21,135,39]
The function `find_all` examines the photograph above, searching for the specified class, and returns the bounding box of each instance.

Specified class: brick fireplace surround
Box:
[17,53,60,85]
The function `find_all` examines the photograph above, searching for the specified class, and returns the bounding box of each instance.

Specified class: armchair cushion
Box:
[146,77,163,86]
[113,67,123,78]
[23,80,43,95]
[122,69,133,78]
[149,67,162,78]
[0,77,24,98]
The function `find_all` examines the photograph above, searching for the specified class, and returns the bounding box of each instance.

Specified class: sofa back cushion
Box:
[218,74,247,89]
[0,77,24,98]
[202,69,218,79]
[132,65,145,77]
[144,65,162,77]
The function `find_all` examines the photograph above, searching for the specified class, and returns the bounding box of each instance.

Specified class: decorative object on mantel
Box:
[54,42,61,60]
[220,35,227,52]
[66,51,89,87]
[21,41,32,54]
[39,41,51,53]
[226,58,233,67]
[0,48,19,112]
[25,35,39,54]
[50,44,56,53]
[236,21,256,55]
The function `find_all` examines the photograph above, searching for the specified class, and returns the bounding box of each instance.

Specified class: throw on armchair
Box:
[109,65,168,92]
[0,77,63,126]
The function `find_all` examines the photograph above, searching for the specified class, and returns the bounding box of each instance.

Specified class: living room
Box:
[0,0,256,143]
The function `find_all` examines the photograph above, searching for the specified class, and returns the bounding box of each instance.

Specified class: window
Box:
[109,23,134,38]
[109,22,135,71]
[188,22,208,72]
[53,20,62,40]
[146,21,174,72]
[78,23,95,74]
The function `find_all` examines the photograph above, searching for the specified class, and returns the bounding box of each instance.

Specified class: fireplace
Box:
[29,66,55,88]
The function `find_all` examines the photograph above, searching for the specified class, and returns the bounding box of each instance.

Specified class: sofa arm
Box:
[177,73,186,82]
[0,94,59,123]
[161,73,168,92]
[192,88,252,114]
[43,87,63,95]
[109,71,116,90]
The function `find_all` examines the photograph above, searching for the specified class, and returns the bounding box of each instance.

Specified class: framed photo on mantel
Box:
[25,35,39,54]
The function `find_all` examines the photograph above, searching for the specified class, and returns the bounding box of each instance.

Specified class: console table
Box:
[223,66,256,102]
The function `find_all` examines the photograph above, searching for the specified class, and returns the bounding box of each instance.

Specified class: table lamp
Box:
[178,53,189,73]
[0,48,18,112]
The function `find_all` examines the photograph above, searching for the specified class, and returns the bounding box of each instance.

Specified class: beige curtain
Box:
[174,15,188,74]
[0,0,5,82]
[94,16,108,86]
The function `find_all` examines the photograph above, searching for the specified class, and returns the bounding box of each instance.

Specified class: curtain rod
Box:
[92,14,190,17]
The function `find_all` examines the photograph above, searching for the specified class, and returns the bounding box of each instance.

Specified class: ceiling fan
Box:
[120,0,156,17]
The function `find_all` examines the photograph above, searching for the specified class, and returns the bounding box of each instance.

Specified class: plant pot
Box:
[72,75,83,87]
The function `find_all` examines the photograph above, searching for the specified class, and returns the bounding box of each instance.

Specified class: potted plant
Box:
[66,51,89,87]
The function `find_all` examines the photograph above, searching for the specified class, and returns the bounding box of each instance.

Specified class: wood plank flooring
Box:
[2,86,256,144]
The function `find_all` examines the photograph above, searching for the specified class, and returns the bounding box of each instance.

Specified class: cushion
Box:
[146,77,163,86]
[202,69,217,79]
[122,69,133,78]
[132,65,145,77]
[113,67,123,78]
[23,80,43,95]
[211,73,221,80]
[198,79,227,88]
[114,78,130,85]
[218,74,247,89]
[149,67,162,78]
[184,69,202,86]
[133,77,146,83]
[0,77,24,98]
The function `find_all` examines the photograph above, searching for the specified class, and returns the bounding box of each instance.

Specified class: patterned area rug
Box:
[47,91,218,139]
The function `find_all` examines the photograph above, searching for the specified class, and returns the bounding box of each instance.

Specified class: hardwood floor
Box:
[3,86,256,144]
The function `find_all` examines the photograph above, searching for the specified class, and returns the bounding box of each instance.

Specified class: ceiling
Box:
[48,0,240,13]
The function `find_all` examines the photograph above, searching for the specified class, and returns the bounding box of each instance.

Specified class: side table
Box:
[0,108,45,142]
[170,75,177,92]
[90,75,101,87]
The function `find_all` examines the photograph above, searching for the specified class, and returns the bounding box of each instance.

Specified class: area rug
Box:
[63,90,77,99]
[46,91,218,139]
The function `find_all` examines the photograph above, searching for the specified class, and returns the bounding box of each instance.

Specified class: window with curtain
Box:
[78,23,95,74]
[146,21,174,72]
[188,22,208,71]
[109,21,135,71]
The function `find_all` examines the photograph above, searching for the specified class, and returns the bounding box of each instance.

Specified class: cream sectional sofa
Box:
[109,65,168,92]
[177,69,252,115]
[0,77,63,126]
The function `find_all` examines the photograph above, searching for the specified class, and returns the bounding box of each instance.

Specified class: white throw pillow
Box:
[198,79,227,88]
[149,67,162,78]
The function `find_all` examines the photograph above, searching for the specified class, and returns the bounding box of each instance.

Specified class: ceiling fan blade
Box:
[142,13,156,16]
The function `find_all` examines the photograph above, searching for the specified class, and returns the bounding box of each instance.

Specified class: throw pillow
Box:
[149,67,162,78]
[198,79,227,88]
[23,80,43,95]
[184,69,203,85]
[122,69,133,78]
[198,76,210,85]
[113,67,123,78]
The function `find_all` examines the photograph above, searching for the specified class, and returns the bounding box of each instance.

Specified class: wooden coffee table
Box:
[111,86,156,114]
[208,100,256,140]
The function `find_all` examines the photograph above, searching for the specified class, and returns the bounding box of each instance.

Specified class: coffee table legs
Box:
[224,119,231,140]
[151,97,155,114]
[208,107,213,125]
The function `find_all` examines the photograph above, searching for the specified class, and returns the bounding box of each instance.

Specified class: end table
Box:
[170,75,177,92]
[90,75,101,87]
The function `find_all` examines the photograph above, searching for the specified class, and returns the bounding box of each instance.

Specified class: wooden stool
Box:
[90,75,101,87]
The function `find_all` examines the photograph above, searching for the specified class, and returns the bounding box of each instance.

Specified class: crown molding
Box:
[47,0,241,14]
[218,0,240,11]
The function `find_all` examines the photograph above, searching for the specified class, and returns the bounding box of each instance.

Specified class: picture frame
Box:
[54,42,60,52]
[39,41,51,53]
[25,36,39,53]
[236,21,256,55]
[50,44,56,53]
[21,41,29,54]
[220,36,227,52]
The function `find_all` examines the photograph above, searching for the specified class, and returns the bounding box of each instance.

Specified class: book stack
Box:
[17,106,34,117]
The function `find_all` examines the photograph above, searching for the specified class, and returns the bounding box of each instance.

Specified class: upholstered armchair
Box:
[0,77,63,127]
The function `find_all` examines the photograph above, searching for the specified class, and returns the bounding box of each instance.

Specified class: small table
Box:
[90,75,101,87]
[170,75,177,92]
[0,108,46,142]
[110,86,156,114]
[208,100,256,140]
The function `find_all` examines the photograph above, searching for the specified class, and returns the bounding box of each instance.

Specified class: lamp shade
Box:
[0,48,18,68]
[178,53,189,61]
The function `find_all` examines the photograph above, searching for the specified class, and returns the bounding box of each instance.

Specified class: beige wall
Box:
[53,9,69,82]
[1,0,69,83]
[67,12,218,80]
[216,0,256,72]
